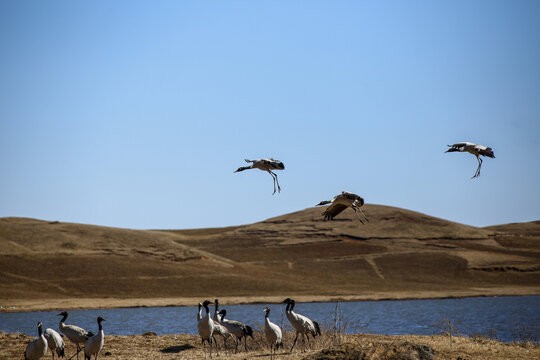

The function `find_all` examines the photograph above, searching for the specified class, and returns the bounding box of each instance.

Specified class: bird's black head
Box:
[202,300,213,307]
[97,316,106,323]
[281,298,292,304]
[277,162,285,170]
[218,309,227,318]
[37,321,43,328]
[57,311,68,317]
[445,146,459,153]
[263,306,270,313]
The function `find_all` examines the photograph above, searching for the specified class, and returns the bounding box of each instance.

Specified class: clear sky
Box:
[1,1,539,230]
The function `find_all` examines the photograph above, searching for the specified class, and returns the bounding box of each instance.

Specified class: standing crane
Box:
[213,299,237,352]
[282,298,321,352]
[24,321,48,360]
[445,142,495,178]
[234,158,285,194]
[316,191,369,224]
[198,300,215,359]
[84,316,105,360]
[263,307,283,359]
[217,309,254,352]
[44,328,65,360]
[57,311,93,360]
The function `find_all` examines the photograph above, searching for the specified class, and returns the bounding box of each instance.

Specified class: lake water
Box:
[1,296,538,343]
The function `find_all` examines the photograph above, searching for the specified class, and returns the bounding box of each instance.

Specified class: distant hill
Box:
[1,204,539,310]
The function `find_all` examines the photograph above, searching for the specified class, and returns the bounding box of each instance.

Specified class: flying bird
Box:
[445,142,495,178]
[234,158,285,194]
[316,191,369,224]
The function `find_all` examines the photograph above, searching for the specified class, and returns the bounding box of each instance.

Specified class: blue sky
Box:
[1,1,539,229]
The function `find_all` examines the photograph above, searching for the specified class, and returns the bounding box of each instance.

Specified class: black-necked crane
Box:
[263,307,283,359]
[282,298,321,352]
[57,311,93,360]
[213,299,237,352]
[44,328,65,360]
[217,309,254,352]
[316,191,369,224]
[84,316,105,360]
[198,300,215,359]
[234,158,285,194]
[24,321,48,360]
[445,142,495,178]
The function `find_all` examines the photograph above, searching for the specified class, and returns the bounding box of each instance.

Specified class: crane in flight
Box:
[316,191,369,224]
[445,142,495,178]
[234,158,285,194]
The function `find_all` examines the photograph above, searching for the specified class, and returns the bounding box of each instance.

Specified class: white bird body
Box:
[317,191,369,223]
[263,307,283,358]
[198,300,215,358]
[44,328,65,359]
[218,309,253,352]
[57,311,93,360]
[234,158,285,194]
[212,300,237,350]
[84,316,105,360]
[446,142,495,178]
[282,298,320,352]
[25,322,48,360]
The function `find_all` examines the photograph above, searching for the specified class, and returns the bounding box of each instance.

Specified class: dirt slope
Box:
[1,204,539,311]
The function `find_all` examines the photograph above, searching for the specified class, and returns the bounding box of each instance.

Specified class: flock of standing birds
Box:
[23,142,495,359]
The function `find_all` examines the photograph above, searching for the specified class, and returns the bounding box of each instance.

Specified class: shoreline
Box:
[2,287,538,313]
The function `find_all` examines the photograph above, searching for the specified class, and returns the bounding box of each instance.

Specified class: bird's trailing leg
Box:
[353,209,365,224]
[267,170,281,194]
[472,156,483,178]
[359,208,369,222]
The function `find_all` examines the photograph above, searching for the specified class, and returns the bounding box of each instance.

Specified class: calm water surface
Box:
[1,296,538,343]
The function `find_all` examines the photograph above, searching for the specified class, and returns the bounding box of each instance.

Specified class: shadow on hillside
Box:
[160,344,195,353]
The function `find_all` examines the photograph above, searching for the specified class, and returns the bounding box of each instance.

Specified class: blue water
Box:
[1,296,538,343]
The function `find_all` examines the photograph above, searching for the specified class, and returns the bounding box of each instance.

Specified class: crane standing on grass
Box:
[263,307,283,359]
[445,142,495,178]
[198,300,216,359]
[57,311,94,360]
[24,322,48,360]
[234,158,285,194]
[282,298,321,352]
[84,316,105,360]
[316,191,369,224]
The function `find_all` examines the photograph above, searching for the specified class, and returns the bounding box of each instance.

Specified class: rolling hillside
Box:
[1,204,539,311]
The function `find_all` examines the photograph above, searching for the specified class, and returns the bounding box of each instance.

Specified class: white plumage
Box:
[445,142,495,178]
[57,311,93,360]
[44,328,65,359]
[317,191,369,224]
[234,158,285,194]
[263,307,283,359]
[84,316,105,360]
[197,300,215,359]
[212,299,237,352]
[24,321,48,360]
[282,298,321,352]
[217,309,254,352]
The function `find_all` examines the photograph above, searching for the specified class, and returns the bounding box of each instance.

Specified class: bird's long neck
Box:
[98,320,103,332]
[38,324,43,337]
[265,309,270,319]
[203,303,210,316]
[289,300,296,312]
[214,301,219,316]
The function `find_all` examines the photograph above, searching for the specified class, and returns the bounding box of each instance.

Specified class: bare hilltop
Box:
[1,204,539,312]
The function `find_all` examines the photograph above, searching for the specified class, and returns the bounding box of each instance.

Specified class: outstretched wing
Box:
[476,145,495,158]
[448,142,475,149]
[322,203,348,220]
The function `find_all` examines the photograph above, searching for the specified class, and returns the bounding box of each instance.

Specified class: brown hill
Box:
[1,204,539,311]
